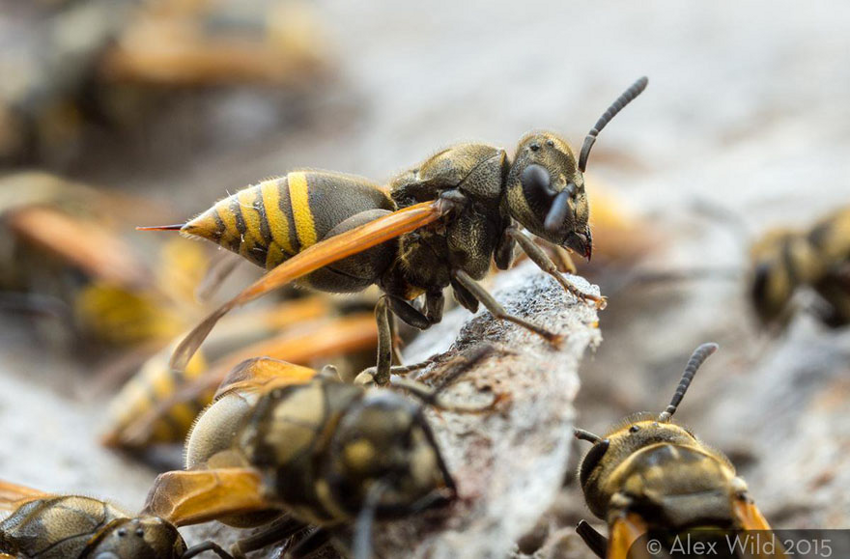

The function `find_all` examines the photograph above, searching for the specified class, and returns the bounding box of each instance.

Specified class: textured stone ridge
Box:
[367,261,601,559]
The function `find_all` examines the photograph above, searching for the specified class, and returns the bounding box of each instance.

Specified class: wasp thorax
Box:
[577,419,699,519]
[749,230,824,326]
[90,517,186,559]
[325,391,449,516]
[506,133,592,259]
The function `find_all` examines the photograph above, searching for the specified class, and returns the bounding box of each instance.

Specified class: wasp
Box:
[103,303,378,449]
[143,77,649,385]
[572,343,785,559]
[0,479,232,559]
[749,206,850,330]
[144,353,484,558]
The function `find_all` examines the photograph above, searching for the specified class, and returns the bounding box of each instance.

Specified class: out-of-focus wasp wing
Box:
[732,499,788,558]
[0,480,50,512]
[8,207,149,288]
[113,313,377,448]
[215,357,317,400]
[606,513,650,559]
[143,468,271,527]
[167,199,449,371]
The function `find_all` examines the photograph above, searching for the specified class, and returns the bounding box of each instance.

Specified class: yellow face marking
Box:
[288,172,318,249]
[260,179,293,254]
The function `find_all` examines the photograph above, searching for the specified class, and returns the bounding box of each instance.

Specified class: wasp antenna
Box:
[658,342,718,422]
[136,224,184,231]
[574,428,604,444]
[578,76,648,173]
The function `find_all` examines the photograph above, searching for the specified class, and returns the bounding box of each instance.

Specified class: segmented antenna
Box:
[574,428,604,444]
[578,76,648,173]
[658,342,718,422]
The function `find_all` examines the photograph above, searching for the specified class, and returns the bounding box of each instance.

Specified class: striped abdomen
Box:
[182,171,395,271]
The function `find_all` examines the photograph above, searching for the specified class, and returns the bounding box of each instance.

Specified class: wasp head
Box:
[88,517,186,559]
[505,132,592,259]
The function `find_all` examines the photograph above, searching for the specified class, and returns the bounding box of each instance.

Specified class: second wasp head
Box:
[505,133,592,259]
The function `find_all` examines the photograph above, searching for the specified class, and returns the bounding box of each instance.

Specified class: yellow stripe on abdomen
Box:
[260,179,294,255]
[288,172,318,249]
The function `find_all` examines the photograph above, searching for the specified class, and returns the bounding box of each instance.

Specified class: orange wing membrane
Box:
[143,468,271,527]
[732,498,788,558]
[0,480,49,512]
[607,513,650,559]
[169,199,449,371]
[215,357,317,399]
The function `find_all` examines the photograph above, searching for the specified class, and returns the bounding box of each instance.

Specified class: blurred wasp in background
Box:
[0,172,380,453]
[573,343,785,559]
[648,203,850,334]
[143,352,489,558]
[747,206,850,330]
[0,0,329,165]
[0,479,232,558]
[102,293,379,450]
[144,77,649,385]
[0,171,168,347]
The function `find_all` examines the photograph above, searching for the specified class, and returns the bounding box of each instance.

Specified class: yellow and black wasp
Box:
[573,343,785,559]
[0,479,232,558]
[748,206,850,330]
[143,353,486,558]
[143,77,649,385]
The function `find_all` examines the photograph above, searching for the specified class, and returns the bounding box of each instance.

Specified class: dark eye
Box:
[529,143,541,152]
[629,425,640,433]
[546,139,555,147]
[578,440,609,488]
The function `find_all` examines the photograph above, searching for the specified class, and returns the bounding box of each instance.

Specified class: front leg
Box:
[506,227,606,309]
[452,269,563,345]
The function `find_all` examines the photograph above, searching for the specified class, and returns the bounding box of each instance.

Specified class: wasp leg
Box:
[354,360,433,387]
[537,237,577,274]
[425,288,445,324]
[182,541,235,559]
[387,295,431,329]
[507,227,606,309]
[286,528,331,559]
[452,269,563,345]
[371,296,394,386]
[230,515,306,558]
[390,377,491,412]
[576,520,607,559]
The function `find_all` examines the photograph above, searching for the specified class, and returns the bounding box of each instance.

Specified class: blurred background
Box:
[1,0,849,556]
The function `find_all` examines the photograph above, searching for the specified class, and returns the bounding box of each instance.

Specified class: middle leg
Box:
[452,269,563,344]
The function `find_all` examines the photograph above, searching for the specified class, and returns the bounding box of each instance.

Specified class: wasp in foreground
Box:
[749,206,850,331]
[144,353,483,558]
[573,343,786,559]
[143,77,649,385]
[0,480,232,559]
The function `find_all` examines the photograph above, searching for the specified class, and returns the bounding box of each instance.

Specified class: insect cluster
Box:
[2,72,847,559]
